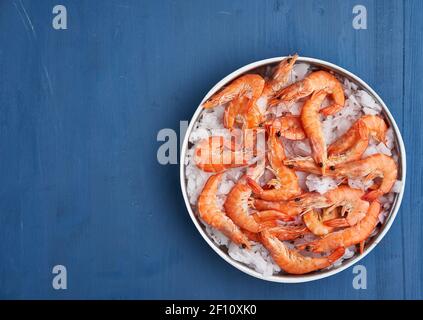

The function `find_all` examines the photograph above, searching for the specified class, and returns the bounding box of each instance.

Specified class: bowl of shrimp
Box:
[180,55,406,283]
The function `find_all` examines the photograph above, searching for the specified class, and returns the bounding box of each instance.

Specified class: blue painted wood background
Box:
[0,0,421,299]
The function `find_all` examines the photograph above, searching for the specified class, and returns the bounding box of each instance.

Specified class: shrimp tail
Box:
[253,210,296,223]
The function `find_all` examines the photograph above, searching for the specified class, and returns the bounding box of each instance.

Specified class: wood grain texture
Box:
[403,0,423,300]
[0,0,420,299]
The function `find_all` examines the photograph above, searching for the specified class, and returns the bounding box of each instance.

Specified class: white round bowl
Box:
[180,57,406,283]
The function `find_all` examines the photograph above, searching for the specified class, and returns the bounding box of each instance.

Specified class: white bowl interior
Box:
[180,57,406,283]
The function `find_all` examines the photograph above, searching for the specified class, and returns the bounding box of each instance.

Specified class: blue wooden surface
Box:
[0,0,421,299]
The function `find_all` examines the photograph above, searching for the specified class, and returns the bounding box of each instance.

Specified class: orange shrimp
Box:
[361,115,388,142]
[243,102,264,129]
[261,54,298,99]
[330,154,398,201]
[224,183,265,233]
[301,90,328,173]
[284,156,323,175]
[299,201,381,253]
[246,124,301,201]
[198,173,251,248]
[203,74,265,129]
[266,115,306,140]
[194,136,251,173]
[260,230,345,274]
[223,159,268,233]
[328,115,388,156]
[243,229,261,242]
[224,96,249,129]
[321,186,370,228]
[252,210,296,223]
[303,208,338,236]
[283,121,376,174]
[270,70,345,115]
[203,74,265,109]
[327,121,370,165]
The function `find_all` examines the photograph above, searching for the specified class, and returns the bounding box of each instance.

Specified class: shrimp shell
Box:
[198,173,251,248]
[261,230,345,275]
[299,201,381,253]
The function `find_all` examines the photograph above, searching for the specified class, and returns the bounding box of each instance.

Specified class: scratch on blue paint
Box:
[13,0,37,40]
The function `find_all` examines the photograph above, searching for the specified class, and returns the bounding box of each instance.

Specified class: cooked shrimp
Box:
[241,55,298,128]
[324,200,370,228]
[283,120,376,172]
[261,230,345,274]
[330,154,398,201]
[301,90,328,173]
[194,136,251,173]
[224,97,248,129]
[299,201,381,253]
[198,173,251,248]
[284,156,323,175]
[303,208,337,236]
[203,74,265,109]
[224,159,267,233]
[261,55,298,99]
[266,115,306,140]
[203,74,265,129]
[270,70,345,115]
[284,154,395,201]
[224,183,263,233]
[246,124,301,201]
[328,115,387,156]
[327,121,370,165]
[361,115,388,142]
[322,186,370,228]
[243,102,264,129]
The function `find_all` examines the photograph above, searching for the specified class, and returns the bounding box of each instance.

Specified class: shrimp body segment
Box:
[299,201,381,253]
[266,225,308,241]
[267,115,306,140]
[322,186,370,228]
[328,115,388,157]
[261,230,345,274]
[331,154,398,201]
[284,153,398,200]
[301,90,328,173]
[198,173,251,248]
